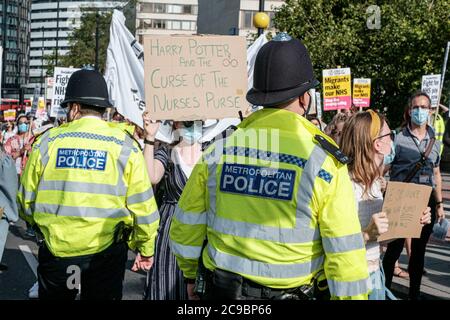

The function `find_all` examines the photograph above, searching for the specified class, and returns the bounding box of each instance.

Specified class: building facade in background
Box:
[197,0,284,38]
[28,0,127,97]
[136,0,198,43]
[1,0,32,100]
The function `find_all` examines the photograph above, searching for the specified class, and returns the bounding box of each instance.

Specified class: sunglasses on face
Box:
[374,130,396,142]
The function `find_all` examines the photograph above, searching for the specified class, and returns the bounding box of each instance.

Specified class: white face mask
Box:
[179,121,203,145]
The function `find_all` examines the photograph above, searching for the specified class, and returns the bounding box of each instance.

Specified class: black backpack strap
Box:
[403,137,435,183]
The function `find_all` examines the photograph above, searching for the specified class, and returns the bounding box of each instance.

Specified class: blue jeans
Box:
[0,218,9,263]
[369,262,397,300]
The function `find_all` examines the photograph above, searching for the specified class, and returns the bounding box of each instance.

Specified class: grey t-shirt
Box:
[390,125,441,187]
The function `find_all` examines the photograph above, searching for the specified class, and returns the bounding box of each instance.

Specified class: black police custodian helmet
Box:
[61,69,112,109]
[247,33,319,107]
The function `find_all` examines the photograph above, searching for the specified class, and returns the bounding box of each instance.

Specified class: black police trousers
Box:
[38,242,128,300]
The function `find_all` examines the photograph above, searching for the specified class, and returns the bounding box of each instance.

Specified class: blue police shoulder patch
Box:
[56,148,108,171]
[219,163,296,201]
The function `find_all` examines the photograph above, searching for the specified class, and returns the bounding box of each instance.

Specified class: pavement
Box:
[390,171,450,300]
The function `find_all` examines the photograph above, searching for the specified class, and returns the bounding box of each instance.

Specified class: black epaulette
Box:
[314,134,351,165]
[202,125,238,150]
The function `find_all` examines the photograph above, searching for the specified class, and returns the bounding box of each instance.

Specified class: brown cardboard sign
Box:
[378,182,432,242]
[144,35,248,121]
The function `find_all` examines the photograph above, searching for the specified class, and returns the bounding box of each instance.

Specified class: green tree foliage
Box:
[44,49,57,77]
[60,9,113,73]
[273,0,450,127]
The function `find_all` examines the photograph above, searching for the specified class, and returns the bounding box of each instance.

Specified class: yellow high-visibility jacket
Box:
[433,113,445,155]
[169,108,369,300]
[17,117,159,258]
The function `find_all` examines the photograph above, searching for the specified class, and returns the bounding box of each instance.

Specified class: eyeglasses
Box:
[374,130,396,141]
[411,105,431,110]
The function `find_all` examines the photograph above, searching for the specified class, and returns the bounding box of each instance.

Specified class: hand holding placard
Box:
[378,182,432,242]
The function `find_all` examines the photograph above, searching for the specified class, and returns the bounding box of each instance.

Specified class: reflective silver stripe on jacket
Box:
[19,184,36,202]
[37,132,134,197]
[127,187,154,205]
[208,244,324,279]
[322,233,365,254]
[34,203,130,219]
[206,145,327,244]
[174,206,207,225]
[24,208,33,217]
[39,130,52,167]
[135,210,160,225]
[170,239,203,259]
[327,278,369,297]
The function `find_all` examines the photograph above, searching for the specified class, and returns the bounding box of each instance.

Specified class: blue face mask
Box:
[411,108,429,126]
[180,123,202,145]
[18,123,29,133]
[383,141,396,165]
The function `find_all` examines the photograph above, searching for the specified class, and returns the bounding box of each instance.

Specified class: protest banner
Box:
[322,68,351,111]
[4,109,16,121]
[315,92,322,119]
[378,182,432,242]
[308,89,317,115]
[37,97,46,118]
[421,74,441,108]
[352,78,371,108]
[29,87,41,118]
[144,35,248,121]
[51,67,80,118]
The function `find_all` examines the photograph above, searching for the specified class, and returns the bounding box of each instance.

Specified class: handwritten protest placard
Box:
[378,182,432,242]
[51,67,80,118]
[322,68,351,111]
[421,74,441,108]
[144,35,248,121]
[4,109,16,121]
[353,78,371,108]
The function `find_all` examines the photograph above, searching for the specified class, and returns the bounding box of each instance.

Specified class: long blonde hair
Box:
[340,111,385,196]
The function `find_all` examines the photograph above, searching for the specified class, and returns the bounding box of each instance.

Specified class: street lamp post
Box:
[55,0,60,66]
[258,0,265,36]
[253,0,270,37]
[95,11,100,71]
[41,26,45,96]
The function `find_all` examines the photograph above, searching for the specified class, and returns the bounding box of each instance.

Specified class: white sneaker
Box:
[28,281,39,299]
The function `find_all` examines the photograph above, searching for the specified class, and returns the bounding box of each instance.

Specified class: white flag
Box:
[105,10,174,143]
[247,33,268,91]
[105,10,145,125]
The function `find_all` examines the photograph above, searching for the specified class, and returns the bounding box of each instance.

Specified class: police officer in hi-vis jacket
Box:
[169,33,370,300]
[18,69,159,300]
